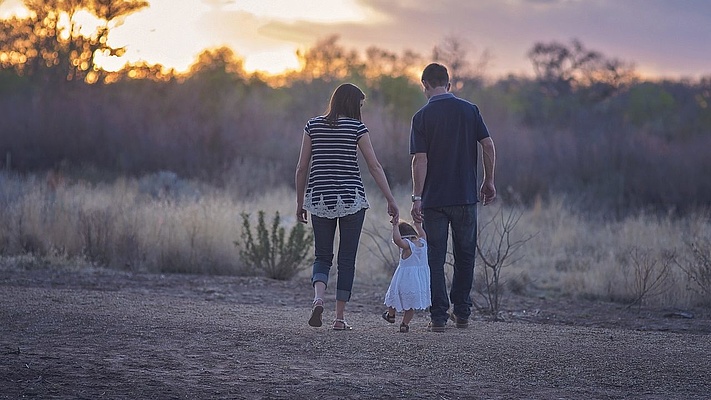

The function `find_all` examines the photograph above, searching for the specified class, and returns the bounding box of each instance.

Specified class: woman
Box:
[295,83,399,331]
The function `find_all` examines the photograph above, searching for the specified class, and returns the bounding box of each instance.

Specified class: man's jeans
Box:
[310,209,366,302]
[424,204,478,324]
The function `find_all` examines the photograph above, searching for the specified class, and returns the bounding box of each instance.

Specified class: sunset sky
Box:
[1,0,709,79]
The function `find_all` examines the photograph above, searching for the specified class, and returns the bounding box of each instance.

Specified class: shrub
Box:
[675,239,711,305]
[476,206,534,319]
[235,211,313,280]
[623,247,674,310]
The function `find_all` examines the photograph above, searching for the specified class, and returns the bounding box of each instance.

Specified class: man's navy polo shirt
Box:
[409,93,491,208]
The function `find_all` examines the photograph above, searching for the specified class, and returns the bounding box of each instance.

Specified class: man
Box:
[410,63,496,332]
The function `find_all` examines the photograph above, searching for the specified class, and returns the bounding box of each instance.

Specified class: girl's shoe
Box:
[308,298,324,327]
[332,318,353,331]
[382,311,396,324]
[399,323,409,333]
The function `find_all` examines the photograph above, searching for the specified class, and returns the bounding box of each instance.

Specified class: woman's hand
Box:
[297,207,308,224]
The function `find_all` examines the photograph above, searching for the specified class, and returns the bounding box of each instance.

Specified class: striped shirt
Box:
[303,116,370,218]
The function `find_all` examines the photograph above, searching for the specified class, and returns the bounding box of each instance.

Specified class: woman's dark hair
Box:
[324,83,365,123]
[398,222,418,238]
[421,63,449,88]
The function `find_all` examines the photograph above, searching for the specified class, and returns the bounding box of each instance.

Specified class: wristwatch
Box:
[411,195,422,202]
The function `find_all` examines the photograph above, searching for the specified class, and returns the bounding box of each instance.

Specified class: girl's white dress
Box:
[384,238,431,312]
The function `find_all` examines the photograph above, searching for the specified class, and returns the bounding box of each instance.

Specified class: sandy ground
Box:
[1,265,710,399]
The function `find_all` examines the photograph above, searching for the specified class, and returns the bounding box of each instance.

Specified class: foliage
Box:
[1,15,711,215]
[0,0,148,84]
[527,38,636,100]
[235,211,313,280]
[295,35,364,83]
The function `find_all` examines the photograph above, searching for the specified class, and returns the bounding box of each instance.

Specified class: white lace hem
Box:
[304,192,370,219]
[384,265,431,312]
[384,290,431,312]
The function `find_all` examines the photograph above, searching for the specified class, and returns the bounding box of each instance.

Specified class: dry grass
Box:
[508,198,710,307]
[1,171,709,308]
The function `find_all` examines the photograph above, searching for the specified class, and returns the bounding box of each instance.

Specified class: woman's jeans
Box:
[424,204,478,325]
[310,209,366,302]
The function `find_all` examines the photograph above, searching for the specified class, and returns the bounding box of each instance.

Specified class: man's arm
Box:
[479,137,496,205]
[410,152,427,222]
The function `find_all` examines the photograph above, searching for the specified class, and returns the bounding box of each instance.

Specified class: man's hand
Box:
[410,200,423,223]
[480,181,497,206]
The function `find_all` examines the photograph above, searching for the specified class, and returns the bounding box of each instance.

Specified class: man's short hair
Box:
[422,63,449,88]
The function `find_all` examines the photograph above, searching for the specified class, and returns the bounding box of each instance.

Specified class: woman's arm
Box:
[358,133,399,223]
[295,132,311,223]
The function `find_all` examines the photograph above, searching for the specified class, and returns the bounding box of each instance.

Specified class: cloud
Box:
[248,0,709,78]
[8,0,704,78]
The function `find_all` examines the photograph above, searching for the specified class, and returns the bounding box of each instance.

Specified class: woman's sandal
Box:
[382,311,396,324]
[332,318,353,331]
[399,323,409,333]
[308,298,324,327]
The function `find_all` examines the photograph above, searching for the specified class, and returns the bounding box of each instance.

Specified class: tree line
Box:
[1,0,710,215]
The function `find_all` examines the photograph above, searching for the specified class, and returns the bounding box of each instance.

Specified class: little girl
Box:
[382,220,431,332]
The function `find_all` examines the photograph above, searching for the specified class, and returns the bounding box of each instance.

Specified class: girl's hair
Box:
[398,222,418,238]
[324,83,365,123]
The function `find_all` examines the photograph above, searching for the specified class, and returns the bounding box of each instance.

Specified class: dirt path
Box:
[1,266,710,399]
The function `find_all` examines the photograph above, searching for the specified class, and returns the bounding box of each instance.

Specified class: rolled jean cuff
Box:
[336,289,351,302]
[312,273,328,288]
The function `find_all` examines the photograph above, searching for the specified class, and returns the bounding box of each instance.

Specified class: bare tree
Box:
[476,206,534,319]
[674,240,711,304]
[361,221,399,273]
[432,35,491,90]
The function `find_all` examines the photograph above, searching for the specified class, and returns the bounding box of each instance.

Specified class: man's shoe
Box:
[449,313,469,329]
[427,321,446,332]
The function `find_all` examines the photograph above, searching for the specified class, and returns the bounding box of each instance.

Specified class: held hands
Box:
[387,200,399,225]
[410,200,423,223]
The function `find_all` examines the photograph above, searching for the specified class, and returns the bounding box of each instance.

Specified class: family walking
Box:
[295,62,497,332]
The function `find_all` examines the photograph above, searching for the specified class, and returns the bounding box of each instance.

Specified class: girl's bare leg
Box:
[386,307,396,319]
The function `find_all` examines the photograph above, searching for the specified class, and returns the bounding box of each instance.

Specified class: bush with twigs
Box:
[622,247,674,310]
[475,206,535,319]
[675,239,711,306]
